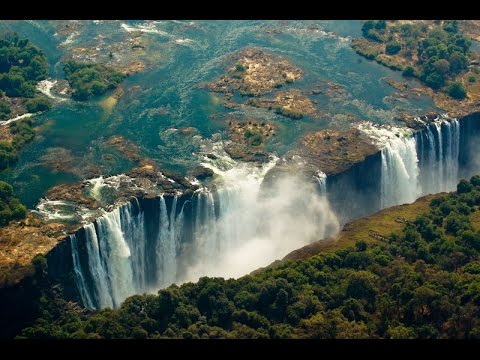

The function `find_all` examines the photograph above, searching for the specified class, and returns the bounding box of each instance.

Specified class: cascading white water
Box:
[70,234,95,309]
[71,145,340,309]
[181,150,339,281]
[156,195,185,288]
[83,222,113,309]
[359,123,420,208]
[380,135,420,208]
[418,118,460,194]
[71,201,154,309]
[95,207,135,308]
[360,117,461,209]
[313,171,327,195]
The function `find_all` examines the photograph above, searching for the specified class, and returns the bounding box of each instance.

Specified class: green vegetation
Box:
[0,119,35,171]
[17,176,480,338]
[448,82,467,99]
[63,61,126,101]
[235,64,246,72]
[0,118,35,227]
[24,96,52,113]
[275,106,303,119]
[402,65,416,77]
[0,32,48,98]
[417,26,470,90]
[355,21,473,98]
[385,41,402,55]
[0,181,26,226]
[231,63,247,80]
[244,129,264,146]
[361,20,387,42]
[0,98,10,119]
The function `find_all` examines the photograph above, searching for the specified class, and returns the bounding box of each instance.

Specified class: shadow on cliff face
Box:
[466,135,480,179]
[459,113,480,180]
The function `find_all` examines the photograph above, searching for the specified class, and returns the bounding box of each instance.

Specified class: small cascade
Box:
[359,123,420,208]
[70,234,94,309]
[380,135,419,208]
[156,195,185,288]
[83,222,113,309]
[313,171,327,195]
[359,117,461,209]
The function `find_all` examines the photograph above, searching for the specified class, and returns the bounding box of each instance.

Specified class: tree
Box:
[449,52,468,74]
[297,312,331,338]
[0,180,27,226]
[425,72,445,89]
[63,61,126,101]
[386,324,415,339]
[362,21,375,35]
[385,42,402,55]
[0,34,48,98]
[0,99,11,119]
[470,175,480,187]
[0,180,13,199]
[448,82,467,99]
[346,271,378,302]
[433,59,450,75]
[375,20,387,30]
[355,240,368,252]
[443,20,458,33]
[458,179,474,194]
[25,96,52,113]
[403,66,415,77]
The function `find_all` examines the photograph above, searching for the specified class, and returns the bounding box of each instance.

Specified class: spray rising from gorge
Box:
[69,147,340,309]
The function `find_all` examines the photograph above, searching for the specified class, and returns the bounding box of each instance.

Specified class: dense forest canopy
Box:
[0,32,48,98]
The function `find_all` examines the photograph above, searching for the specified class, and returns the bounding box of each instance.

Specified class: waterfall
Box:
[180,154,339,282]
[70,234,95,309]
[313,171,327,195]
[156,195,184,288]
[360,117,460,209]
[380,135,420,208]
[83,222,113,309]
[417,118,460,194]
[70,202,146,309]
[70,150,340,309]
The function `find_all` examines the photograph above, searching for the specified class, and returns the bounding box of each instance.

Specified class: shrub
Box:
[63,61,126,101]
[385,42,402,55]
[24,96,52,113]
[447,82,467,99]
[403,66,415,77]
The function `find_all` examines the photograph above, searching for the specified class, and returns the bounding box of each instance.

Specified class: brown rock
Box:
[106,135,141,162]
[189,166,214,180]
